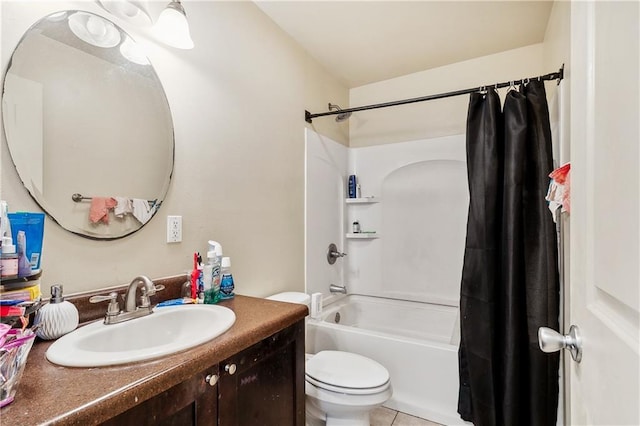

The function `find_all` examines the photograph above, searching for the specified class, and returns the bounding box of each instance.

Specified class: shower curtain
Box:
[458,80,560,426]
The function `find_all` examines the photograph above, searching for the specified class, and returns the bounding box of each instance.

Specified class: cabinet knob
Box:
[225,363,237,375]
[205,374,219,387]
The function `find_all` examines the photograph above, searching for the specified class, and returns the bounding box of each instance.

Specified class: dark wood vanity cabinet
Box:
[218,319,305,426]
[102,366,219,426]
[102,320,305,426]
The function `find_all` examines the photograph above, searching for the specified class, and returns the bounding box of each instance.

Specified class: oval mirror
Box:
[2,10,174,239]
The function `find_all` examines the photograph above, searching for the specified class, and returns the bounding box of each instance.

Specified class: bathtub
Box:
[306,294,468,426]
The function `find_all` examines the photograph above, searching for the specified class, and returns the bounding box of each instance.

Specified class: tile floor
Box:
[371,407,443,426]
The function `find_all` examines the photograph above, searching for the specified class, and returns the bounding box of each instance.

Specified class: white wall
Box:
[1,1,349,295]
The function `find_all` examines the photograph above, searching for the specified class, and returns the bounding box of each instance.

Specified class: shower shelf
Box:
[346,233,379,239]
[345,197,380,204]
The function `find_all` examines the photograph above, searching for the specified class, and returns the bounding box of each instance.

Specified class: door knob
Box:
[538,325,582,363]
[225,363,237,375]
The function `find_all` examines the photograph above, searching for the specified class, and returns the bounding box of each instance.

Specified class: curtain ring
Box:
[508,80,516,92]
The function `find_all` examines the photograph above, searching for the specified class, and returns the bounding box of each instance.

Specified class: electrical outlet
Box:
[167,215,182,243]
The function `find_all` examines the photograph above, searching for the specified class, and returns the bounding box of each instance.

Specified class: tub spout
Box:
[329,284,347,294]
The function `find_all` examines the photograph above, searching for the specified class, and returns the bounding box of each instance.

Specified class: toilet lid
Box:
[305,351,390,390]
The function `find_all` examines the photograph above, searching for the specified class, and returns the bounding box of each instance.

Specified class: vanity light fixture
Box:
[68,12,121,48]
[97,1,152,26]
[120,34,150,65]
[153,0,194,50]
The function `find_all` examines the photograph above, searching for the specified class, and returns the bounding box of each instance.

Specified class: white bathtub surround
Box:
[305,129,468,306]
[307,295,468,425]
[305,129,348,303]
[305,129,471,424]
[346,135,468,305]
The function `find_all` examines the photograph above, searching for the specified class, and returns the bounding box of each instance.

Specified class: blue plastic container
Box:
[348,175,357,198]
[7,212,45,273]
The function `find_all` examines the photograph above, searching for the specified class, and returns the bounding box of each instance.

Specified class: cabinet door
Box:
[102,365,219,426]
[218,320,305,426]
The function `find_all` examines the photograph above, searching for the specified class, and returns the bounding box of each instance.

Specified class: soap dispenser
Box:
[34,285,79,340]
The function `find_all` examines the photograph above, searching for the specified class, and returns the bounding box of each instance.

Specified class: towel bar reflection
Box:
[71,193,159,208]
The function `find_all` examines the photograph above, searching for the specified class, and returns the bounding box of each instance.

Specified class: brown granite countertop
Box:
[2,291,307,425]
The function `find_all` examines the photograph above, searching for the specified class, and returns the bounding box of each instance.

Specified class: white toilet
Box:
[267,292,392,426]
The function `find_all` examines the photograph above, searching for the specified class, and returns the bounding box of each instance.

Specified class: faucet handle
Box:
[89,292,120,316]
[139,285,165,308]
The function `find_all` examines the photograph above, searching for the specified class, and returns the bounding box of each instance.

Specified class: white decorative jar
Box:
[34,285,79,340]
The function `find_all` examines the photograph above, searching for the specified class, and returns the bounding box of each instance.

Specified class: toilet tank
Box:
[266,292,311,308]
[267,292,312,353]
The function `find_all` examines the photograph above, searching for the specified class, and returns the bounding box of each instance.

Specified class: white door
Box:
[568,1,639,424]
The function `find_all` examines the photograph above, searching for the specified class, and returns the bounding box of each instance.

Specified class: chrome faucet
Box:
[90,275,164,325]
[329,284,347,294]
[124,275,157,312]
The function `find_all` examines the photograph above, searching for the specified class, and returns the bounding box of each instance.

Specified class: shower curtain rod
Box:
[304,65,564,123]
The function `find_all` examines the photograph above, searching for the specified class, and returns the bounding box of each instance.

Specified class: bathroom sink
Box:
[46,304,236,367]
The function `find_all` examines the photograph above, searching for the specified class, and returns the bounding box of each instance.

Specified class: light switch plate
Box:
[167,215,182,243]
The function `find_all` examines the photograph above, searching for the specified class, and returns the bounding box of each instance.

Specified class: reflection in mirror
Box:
[2,11,174,239]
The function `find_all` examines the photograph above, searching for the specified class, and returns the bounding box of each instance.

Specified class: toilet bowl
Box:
[266,292,392,426]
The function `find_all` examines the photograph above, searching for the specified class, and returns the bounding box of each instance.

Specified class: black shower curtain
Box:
[458,80,560,426]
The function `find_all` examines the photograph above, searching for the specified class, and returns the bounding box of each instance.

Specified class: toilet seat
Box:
[305,375,390,395]
[305,351,390,395]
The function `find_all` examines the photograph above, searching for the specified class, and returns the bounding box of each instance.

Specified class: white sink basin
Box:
[46,304,236,367]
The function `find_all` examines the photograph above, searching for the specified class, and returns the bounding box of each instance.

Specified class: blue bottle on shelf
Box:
[348,175,357,198]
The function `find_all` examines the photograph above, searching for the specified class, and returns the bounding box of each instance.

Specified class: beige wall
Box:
[349,43,547,147]
[1,1,348,295]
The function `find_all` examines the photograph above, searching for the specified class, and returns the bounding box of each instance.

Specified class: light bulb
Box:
[153,1,194,50]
